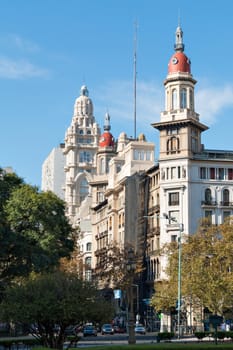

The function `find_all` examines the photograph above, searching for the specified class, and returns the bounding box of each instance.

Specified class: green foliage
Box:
[151,218,233,317]
[0,271,114,349]
[0,172,75,289]
[194,331,206,340]
[94,241,142,290]
[157,331,174,341]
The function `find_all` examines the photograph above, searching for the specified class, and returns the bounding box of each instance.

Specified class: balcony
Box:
[148,204,160,214]
[201,200,233,207]
[219,201,233,207]
[94,247,107,257]
[147,227,160,238]
[201,200,217,206]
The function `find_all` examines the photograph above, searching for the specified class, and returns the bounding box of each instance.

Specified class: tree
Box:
[0,172,75,289]
[0,271,114,349]
[94,241,142,289]
[151,218,233,318]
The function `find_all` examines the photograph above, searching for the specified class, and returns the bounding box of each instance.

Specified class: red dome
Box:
[168,52,191,74]
[99,132,114,147]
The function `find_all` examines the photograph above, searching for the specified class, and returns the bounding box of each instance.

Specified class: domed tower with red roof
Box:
[152,25,208,161]
[99,112,114,148]
[97,112,116,175]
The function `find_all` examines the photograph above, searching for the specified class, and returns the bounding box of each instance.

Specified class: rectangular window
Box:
[191,137,197,152]
[210,168,215,179]
[200,167,207,179]
[218,168,224,180]
[80,151,92,163]
[134,150,144,160]
[171,167,176,179]
[167,128,178,135]
[191,128,198,136]
[205,210,212,223]
[168,192,179,206]
[178,166,181,178]
[168,210,180,223]
[171,235,177,242]
[228,169,233,180]
[146,151,151,161]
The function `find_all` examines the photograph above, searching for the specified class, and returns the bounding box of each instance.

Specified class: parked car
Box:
[135,324,146,334]
[65,325,80,336]
[113,325,126,333]
[83,325,97,337]
[101,324,114,335]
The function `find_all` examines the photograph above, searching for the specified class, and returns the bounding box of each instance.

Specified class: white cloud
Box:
[95,79,233,134]
[0,34,41,53]
[196,84,233,124]
[0,57,49,79]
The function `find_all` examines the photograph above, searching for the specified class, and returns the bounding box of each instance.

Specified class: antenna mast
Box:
[133,21,138,139]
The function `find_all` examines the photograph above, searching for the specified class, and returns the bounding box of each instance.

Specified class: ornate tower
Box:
[152,25,208,161]
[63,85,101,222]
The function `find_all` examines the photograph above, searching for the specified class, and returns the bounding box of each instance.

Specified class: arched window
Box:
[205,188,212,204]
[85,257,92,281]
[156,258,160,278]
[85,257,91,267]
[86,242,92,251]
[189,90,194,110]
[223,189,229,206]
[118,214,122,228]
[80,178,89,202]
[109,217,112,230]
[180,88,187,108]
[100,158,105,174]
[172,89,177,109]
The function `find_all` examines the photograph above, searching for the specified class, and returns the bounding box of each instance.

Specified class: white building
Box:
[41,144,65,199]
[145,25,233,331]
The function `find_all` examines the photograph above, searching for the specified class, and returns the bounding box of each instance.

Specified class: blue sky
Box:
[1,0,233,187]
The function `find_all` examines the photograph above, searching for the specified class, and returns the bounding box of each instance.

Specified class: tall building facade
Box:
[145,25,233,331]
[41,24,233,332]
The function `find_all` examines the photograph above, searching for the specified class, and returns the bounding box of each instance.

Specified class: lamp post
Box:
[177,222,183,339]
[163,214,183,339]
[126,247,136,345]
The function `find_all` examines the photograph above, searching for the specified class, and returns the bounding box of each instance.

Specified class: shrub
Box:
[216,331,226,340]
[194,331,206,340]
[157,332,174,341]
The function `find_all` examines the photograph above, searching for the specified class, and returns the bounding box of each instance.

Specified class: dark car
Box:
[113,325,126,333]
[101,324,114,335]
[83,325,97,337]
[65,324,81,336]
[135,324,146,334]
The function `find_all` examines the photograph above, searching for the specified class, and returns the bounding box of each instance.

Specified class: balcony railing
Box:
[147,227,160,237]
[219,201,233,207]
[201,200,217,206]
[201,200,233,207]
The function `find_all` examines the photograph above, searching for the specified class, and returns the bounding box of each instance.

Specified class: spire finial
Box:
[104,111,111,131]
[174,19,184,52]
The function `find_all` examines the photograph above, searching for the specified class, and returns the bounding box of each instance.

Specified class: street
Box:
[77,332,158,347]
